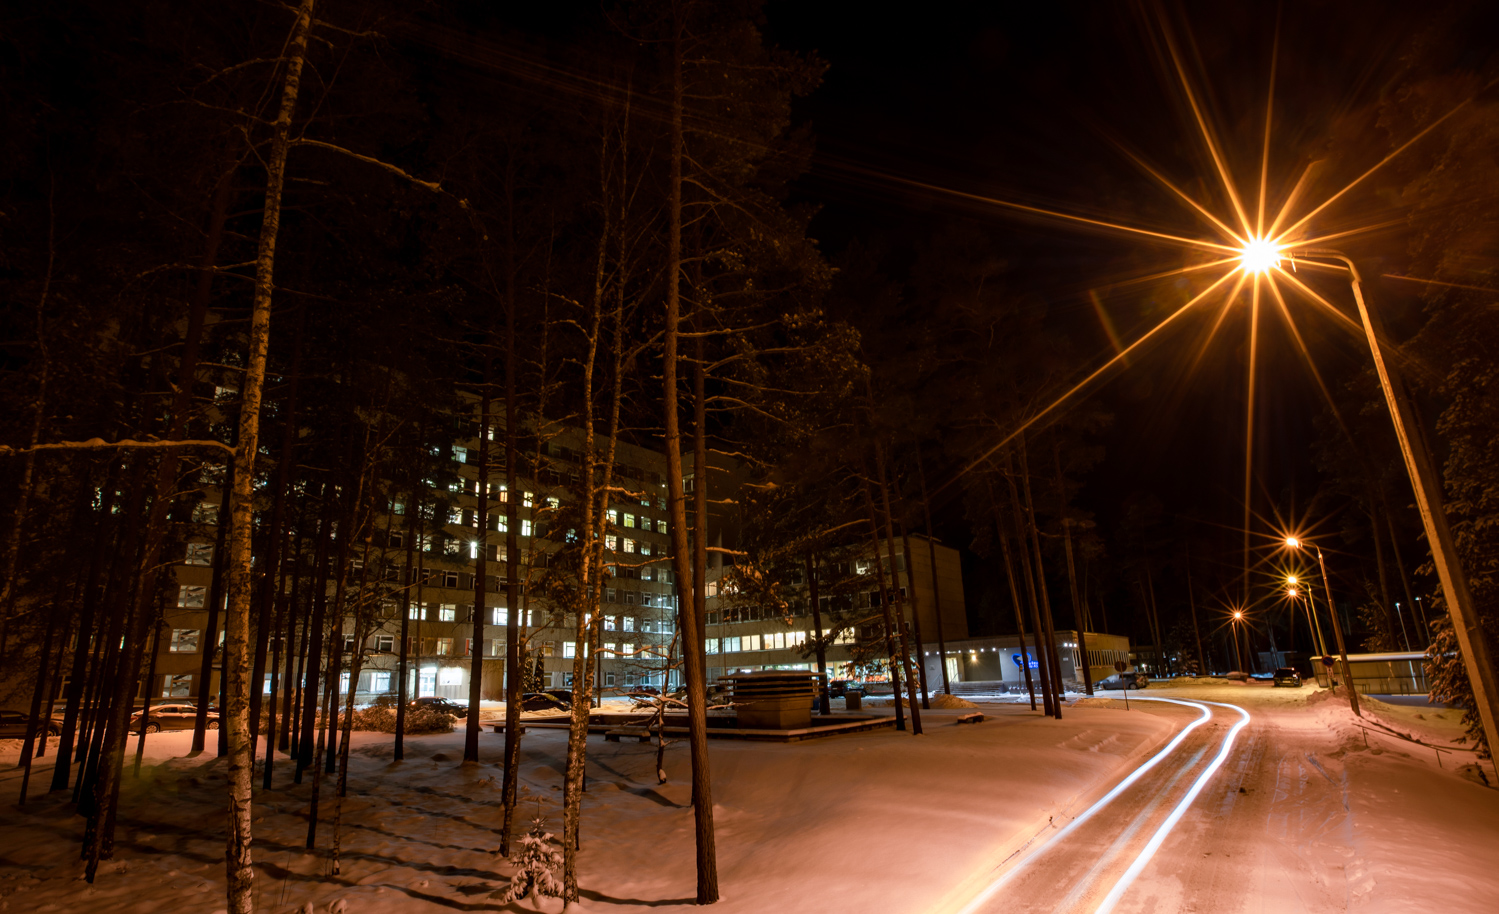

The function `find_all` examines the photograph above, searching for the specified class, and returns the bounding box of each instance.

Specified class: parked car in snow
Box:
[410,696,469,719]
[131,702,216,732]
[1097,672,1148,690]
[1272,667,1303,687]
[0,710,62,738]
[519,692,569,713]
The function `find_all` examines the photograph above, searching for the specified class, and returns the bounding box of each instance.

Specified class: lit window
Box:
[184,543,213,566]
[493,607,507,626]
[563,642,576,659]
[439,604,457,622]
[169,629,200,653]
[376,635,395,652]
[604,615,617,630]
[177,585,206,609]
[623,538,636,553]
[606,535,618,551]
[436,638,453,655]
[438,667,463,686]
[706,638,719,654]
[369,671,392,692]
[409,604,426,621]
[744,634,761,651]
[542,640,556,657]
[656,520,667,534]
[162,673,193,697]
[604,642,617,656]
[339,671,351,693]
[624,514,636,528]
[623,616,635,632]
[521,520,532,537]
[523,491,534,508]
[608,509,618,525]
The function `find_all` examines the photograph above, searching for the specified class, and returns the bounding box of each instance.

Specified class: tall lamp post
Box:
[1289,537,1360,716]
[1296,250,1496,743]
[1231,611,1245,673]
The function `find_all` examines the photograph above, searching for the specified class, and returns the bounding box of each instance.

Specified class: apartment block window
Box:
[344,634,355,653]
[448,507,464,525]
[605,535,617,551]
[625,671,638,686]
[193,502,219,524]
[623,513,636,528]
[542,640,556,657]
[409,604,427,621]
[706,638,719,654]
[604,642,617,656]
[607,509,618,525]
[605,672,616,687]
[439,667,463,686]
[490,639,504,656]
[376,635,395,653]
[369,671,392,692]
[169,629,200,653]
[744,633,761,651]
[389,530,405,548]
[606,588,617,604]
[623,538,636,554]
[436,638,453,656]
[184,542,213,566]
[623,616,635,632]
[464,639,473,655]
[790,630,807,647]
[766,631,785,650]
[624,591,637,606]
[393,500,405,516]
[492,607,507,626]
[163,673,193,697]
[439,604,457,622]
[177,585,206,609]
[724,636,741,653]
[622,642,634,656]
[339,671,351,693]
[604,615,617,631]
[444,539,461,556]
[563,642,576,659]
[656,520,667,534]
[454,446,468,464]
[661,618,673,634]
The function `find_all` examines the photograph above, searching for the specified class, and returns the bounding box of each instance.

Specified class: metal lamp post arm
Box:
[1301,248,1497,742]
[1316,547,1360,717]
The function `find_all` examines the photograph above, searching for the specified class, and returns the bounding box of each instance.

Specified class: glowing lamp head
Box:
[1240,238,1281,273]
[1288,588,1299,598]
[1287,575,1298,585]
[1233,611,1244,620]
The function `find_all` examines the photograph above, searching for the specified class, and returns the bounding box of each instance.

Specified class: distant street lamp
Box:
[1287,536,1359,716]
[1294,249,1499,744]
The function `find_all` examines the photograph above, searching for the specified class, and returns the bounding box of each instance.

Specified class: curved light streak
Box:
[1093,700,1253,914]
[951,697,1214,914]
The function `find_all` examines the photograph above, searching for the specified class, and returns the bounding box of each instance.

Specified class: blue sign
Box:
[1011,653,1039,670]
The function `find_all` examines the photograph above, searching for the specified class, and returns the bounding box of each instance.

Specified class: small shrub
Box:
[349,706,454,734]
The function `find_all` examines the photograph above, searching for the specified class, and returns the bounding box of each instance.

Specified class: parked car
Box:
[0,710,62,739]
[1098,672,1148,691]
[831,681,872,698]
[410,696,469,719]
[544,689,574,707]
[1272,667,1303,688]
[130,702,216,732]
[519,692,569,713]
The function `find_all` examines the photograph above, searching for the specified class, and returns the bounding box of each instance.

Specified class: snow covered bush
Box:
[349,705,454,734]
[500,813,564,906]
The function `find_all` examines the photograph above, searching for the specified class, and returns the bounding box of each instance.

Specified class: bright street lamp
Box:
[1299,248,1498,742]
[1239,238,1282,273]
[1287,537,1359,715]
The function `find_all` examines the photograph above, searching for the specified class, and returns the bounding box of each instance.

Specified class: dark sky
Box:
[756,1,1489,630]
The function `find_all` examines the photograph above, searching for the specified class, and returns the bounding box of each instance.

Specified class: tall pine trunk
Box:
[1053,441,1092,695]
[663,8,718,898]
[223,3,315,907]
[990,480,1038,711]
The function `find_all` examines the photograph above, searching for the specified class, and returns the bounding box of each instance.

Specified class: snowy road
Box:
[954,693,1361,914]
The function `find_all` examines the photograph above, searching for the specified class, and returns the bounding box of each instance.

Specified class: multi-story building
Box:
[703,533,969,684]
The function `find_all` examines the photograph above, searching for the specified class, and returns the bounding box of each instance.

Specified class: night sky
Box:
[751,1,1493,633]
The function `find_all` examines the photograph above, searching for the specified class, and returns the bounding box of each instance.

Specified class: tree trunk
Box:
[915,448,950,694]
[806,553,829,714]
[1053,441,1092,695]
[394,488,418,762]
[662,8,718,900]
[860,472,906,731]
[873,443,922,732]
[1383,496,1424,644]
[899,523,930,710]
[1017,438,1064,714]
[1003,464,1054,717]
[465,376,492,762]
[224,4,315,906]
[992,483,1037,710]
[297,485,335,779]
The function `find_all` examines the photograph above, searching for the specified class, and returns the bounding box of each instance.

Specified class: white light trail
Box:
[1093,700,1252,914]
[950,697,1213,914]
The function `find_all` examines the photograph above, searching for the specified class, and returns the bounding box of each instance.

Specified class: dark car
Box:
[519,692,569,713]
[411,696,469,719]
[831,681,872,698]
[0,710,62,739]
[544,689,574,706]
[1098,672,1148,691]
[130,701,217,732]
[1272,667,1303,688]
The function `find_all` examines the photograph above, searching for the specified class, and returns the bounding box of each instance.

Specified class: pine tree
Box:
[501,812,564,906]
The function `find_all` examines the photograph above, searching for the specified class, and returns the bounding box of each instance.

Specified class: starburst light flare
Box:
[1239,238,1281,274]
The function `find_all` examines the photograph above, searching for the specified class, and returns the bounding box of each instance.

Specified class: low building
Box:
[925,631,1132,688]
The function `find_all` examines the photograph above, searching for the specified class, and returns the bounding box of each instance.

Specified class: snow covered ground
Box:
[1,681,1494,913]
